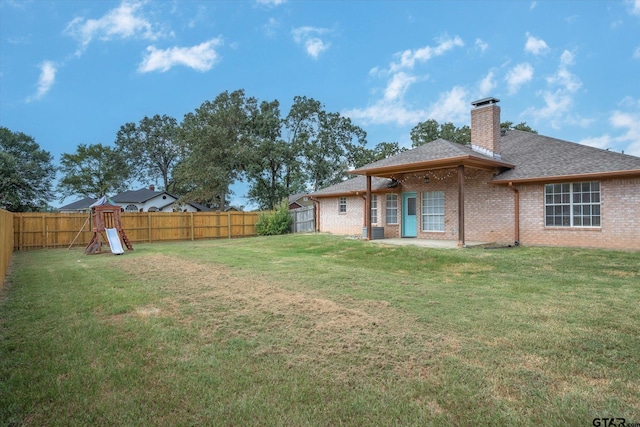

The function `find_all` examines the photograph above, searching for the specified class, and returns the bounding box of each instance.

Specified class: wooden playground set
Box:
[81,197,133,255]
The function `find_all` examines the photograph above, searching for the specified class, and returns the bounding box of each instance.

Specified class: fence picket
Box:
[11,211,261,251]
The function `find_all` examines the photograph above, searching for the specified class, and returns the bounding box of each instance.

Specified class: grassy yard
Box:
[1,234,639,426]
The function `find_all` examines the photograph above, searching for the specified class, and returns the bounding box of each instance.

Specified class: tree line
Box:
[1,89,536,212]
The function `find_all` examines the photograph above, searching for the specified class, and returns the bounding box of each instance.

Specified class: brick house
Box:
[309,98,640,250]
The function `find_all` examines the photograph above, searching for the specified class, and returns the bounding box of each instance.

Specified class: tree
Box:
[501,121,538,134]
[410,120,470,147]
[57,143,131,200]
[0,127,56,212]
[350,142,407,169]
[245,99,304,210]
[115,114,181,192]
[285,96,367,192]
[178,89,255,210]
[411,120,537,147]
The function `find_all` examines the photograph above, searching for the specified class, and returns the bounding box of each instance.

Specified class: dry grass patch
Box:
[118,254,458,382]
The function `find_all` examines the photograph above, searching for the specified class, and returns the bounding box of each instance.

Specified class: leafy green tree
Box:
[115,114,181,192]
[411,120,471,147]
[501,121,538,134]
[410,119,440,147]
[57,143,131,200]
[0,127,56,212]
[178,89,255,210]
[350,142,407,169]
[285,96,367,191]
[245,100,304,210]
[411,120,536,147]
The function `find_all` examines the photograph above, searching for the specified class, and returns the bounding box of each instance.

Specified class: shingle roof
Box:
[493,130,640,182]
[351,138,500,173]
[310,130,640,197]
[58,197,96,211]
[311,175,397,197]
[111,188,166,203]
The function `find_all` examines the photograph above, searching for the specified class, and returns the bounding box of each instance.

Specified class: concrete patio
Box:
[366,238,492,249]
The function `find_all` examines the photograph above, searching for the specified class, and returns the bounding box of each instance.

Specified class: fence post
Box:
[228,212,231,239]
[42,214,46,249]
[190,212,194,241]
[148,212,152,243]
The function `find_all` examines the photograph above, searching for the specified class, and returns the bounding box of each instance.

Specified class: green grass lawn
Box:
[1,234,639,426]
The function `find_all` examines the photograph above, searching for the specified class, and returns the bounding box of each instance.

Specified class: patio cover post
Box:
[366,175,372,240]
[458,165,465,247]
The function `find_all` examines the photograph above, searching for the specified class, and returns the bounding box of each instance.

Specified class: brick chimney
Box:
[470,97,501,159]
[149,185,155,192]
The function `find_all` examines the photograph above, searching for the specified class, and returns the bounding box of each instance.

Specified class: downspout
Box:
[508,182,520,246]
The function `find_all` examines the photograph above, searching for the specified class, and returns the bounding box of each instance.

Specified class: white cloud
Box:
[628,0,640,15]
[546,50,581,92]
[610,109,640,155]
[530,1,537,10]
[343,102,427,127]
[427,86,468,124]
[579,135,613,150]
[27,60,57,102]
[525,50,583,127]
[524,32,549,55]
[479,70,496,97]
[581,97,640,155]
[256,0,286,5]
[291,26,330,59]
[343,36,467,127]
[505,62,533,94]
[384,72,417,102]
[262,17,280,37]
[389,35,463,73]
[138,38,222,73]
[64,0,162,55]
[475,38,488,53]
[633,46,640,59]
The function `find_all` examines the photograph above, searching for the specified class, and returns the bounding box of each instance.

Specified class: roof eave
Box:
[491,169,640,185]
[349,155,514,178]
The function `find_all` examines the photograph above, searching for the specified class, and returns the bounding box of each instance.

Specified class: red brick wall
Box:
[317,174,640,250]
[516,178,640,250]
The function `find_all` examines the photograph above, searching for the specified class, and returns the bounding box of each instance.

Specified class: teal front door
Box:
[402,192,417,237]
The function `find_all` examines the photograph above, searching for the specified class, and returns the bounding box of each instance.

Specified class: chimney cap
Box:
[471,97,500,108]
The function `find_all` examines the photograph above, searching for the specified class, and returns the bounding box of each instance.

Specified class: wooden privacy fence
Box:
[290,205,316,233]
[1,209,13,288]
[12,211,261,251]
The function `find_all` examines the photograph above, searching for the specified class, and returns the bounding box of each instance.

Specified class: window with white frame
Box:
[386,194,398,224]
[544,181,601,227]
[338,197,347,213]
[422,191,445,232]
[370,195,378,224]
[125,204,138,212]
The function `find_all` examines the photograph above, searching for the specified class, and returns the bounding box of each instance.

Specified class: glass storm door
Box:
[402,192,417,237]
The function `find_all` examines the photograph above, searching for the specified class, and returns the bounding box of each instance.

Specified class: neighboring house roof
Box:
[288,193,306,203]
[58,197,96,211]
[111,188,170,204]
[59,188,214,212]
[492,130,640,183]
[189,201,213,212]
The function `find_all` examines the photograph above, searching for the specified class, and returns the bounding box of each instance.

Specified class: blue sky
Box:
[1,0,639,208]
